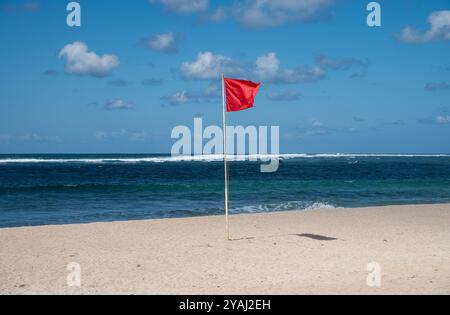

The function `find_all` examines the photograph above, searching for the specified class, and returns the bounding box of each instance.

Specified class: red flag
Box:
[224,78,260,112]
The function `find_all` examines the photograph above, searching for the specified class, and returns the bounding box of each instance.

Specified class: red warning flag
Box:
[224,78,261,112]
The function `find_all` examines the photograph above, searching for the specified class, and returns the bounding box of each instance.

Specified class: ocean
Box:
[1,154,450,228]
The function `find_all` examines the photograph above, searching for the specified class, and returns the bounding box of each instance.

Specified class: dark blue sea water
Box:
[1,154,450,228]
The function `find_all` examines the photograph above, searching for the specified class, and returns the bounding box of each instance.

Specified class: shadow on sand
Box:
[295,233,338,241]
[230,233,338,242]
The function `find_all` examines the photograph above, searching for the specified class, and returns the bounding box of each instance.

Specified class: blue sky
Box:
[0,0,449,154]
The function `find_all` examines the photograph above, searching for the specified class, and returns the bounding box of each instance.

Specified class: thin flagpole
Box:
[221,74,230,241]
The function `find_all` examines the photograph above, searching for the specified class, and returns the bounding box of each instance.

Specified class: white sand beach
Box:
[0,203,449,295]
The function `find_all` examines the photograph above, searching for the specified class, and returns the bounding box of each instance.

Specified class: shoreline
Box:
[1,202,449,231]
[1,203,449,294]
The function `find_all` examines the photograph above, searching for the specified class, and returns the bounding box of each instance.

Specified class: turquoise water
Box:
[1,154,450,228]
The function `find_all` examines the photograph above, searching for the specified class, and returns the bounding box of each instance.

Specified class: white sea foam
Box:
[0,153,448,164]
[233,201,338,213]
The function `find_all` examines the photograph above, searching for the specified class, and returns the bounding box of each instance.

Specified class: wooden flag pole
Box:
[222,74,230,241]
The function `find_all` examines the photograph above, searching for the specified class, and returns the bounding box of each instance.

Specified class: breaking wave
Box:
[233,201,337,213]
[0,153,448,164]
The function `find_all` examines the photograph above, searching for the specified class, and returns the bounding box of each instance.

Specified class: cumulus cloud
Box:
[210,0,334,27]
[254,52,280,79]
[162,91,194,106]
[180,52,246,80]
[180,51,325,83]
[144,32,181,54]
[149,0,208,14]
[424,82,450,91]
[255,52,326,83]
[104,99,134,110]
[179,51,367,84]
[58,41,119,77]
[255,53,368,83]
[398,11,450,43]
[162,84,221,106]
[266,91,302,102]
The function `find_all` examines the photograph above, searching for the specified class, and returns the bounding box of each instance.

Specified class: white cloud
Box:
[399,11,450,43]
[180,51,245,80]
[104,99,134,110]
[162,91,193,105]
[162,84,221,106]
[222,0,334,27]
[180,51,326,83]
[58,41,119,77]
[255,52,326,83]
[149,0,208,14]
[435,115,450,124]
[146,32,180,53]
[255,52,280,78]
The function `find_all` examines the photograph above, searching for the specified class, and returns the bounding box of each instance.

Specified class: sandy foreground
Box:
[0,204,449,295]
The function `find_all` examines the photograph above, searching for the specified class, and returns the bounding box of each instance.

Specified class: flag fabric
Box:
[224,78,261,112]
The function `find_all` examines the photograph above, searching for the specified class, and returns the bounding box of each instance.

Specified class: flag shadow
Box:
[229,233,338,242]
